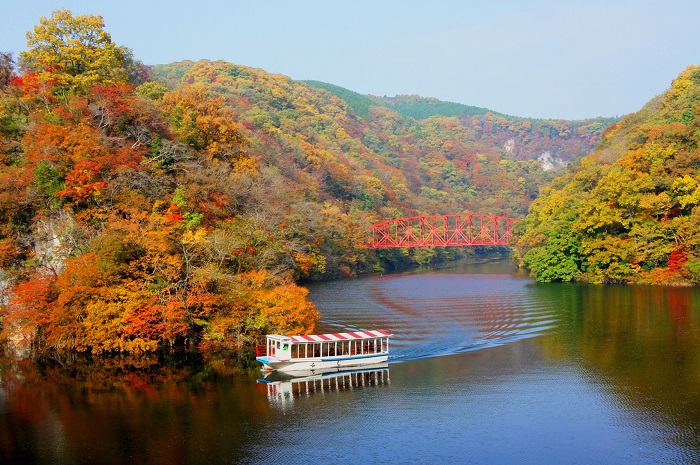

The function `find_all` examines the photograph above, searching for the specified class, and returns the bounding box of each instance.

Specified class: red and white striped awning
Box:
[290,329,392,343]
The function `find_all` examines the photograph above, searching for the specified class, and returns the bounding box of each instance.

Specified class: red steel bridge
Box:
[365,214,520,249]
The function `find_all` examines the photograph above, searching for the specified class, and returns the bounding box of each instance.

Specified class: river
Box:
[1,260,700,464]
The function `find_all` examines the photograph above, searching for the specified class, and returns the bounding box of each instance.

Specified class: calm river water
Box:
[2,260,700,464]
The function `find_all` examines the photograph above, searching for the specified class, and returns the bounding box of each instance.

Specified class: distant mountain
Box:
[303,82,501,120]
[369,94,502,119]
[302,78,616,166]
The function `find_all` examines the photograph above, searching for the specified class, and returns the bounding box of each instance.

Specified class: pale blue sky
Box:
[3,1,699,120]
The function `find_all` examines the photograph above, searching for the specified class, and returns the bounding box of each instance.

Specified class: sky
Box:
[2,0,700,120]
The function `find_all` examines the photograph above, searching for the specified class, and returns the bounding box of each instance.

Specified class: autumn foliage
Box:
[515,66,700,285]
[0,10,621,356]
[0,10,319,356]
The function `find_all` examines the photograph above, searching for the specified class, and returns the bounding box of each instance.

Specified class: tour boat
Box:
[255,329,393,372]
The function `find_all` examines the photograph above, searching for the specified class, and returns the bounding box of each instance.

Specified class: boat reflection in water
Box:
[257,363,389,406]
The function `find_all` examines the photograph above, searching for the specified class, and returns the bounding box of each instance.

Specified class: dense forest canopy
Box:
[515,65,700,285]
[0,10,616,356]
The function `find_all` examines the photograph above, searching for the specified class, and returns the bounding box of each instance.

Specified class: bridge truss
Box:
[365,214,519,249]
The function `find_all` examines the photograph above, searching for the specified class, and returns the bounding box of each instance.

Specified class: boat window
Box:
[322,342,335,357]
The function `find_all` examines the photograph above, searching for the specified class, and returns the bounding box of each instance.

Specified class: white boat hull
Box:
[257,353,389,372]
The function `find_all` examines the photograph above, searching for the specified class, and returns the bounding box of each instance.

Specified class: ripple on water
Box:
[309,271,560,363]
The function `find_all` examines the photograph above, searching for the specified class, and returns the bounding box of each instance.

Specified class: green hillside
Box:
[303,80,375,119]
[371,94,500,119]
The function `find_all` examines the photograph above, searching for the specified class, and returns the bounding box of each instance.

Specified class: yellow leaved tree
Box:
[20,9,137,91]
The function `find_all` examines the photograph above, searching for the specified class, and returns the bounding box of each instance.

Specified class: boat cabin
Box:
[256,330,393,372]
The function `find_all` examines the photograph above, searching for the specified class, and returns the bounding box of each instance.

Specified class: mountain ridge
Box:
[303,78,619,124]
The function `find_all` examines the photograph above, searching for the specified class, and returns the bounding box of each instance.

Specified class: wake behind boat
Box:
[256,329,393,372]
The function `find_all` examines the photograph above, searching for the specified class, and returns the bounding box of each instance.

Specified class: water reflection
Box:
[533,283,700,458]
[0,353,265,464]
[257,364,390,408]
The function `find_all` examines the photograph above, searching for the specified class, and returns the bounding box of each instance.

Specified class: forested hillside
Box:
[0,10,613,356]
[313,88,616,165]
[153,60,614,219]
[516,65,700,285]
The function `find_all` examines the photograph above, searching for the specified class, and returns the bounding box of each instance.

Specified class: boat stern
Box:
[256,356,277,371]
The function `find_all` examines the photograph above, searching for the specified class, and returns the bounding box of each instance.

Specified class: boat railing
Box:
[255,344,267,357]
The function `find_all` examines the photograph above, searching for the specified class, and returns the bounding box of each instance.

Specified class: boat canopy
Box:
[289,330,391,343]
